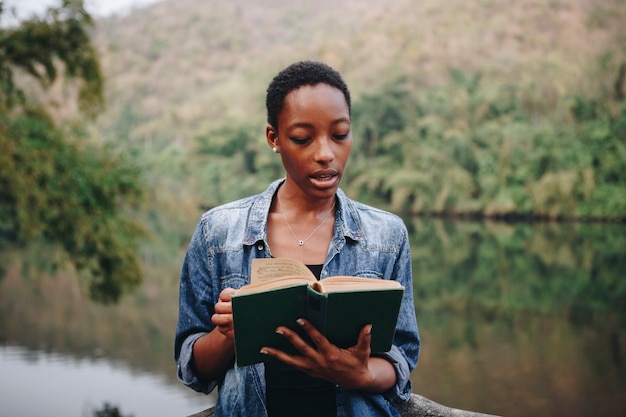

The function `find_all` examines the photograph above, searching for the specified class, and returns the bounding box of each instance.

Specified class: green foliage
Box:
[343,64,626,219]
[0,0,146,303]
[351,80,410,158]
[86,0,626,224]
[155,61,626,220]
[190,119,284,207]
[408,218,626,324]
[0,0,103,116]
[0,108,145,303]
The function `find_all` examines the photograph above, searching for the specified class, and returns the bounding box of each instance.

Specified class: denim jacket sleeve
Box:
[174,189,270,395]
[174,217,221,394]
[377,225,419,404]
[363,215,419,404]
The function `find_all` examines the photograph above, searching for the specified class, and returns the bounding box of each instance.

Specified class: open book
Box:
[231,258,404,366]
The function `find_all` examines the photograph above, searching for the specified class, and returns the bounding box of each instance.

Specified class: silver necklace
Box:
[277,195,336,246]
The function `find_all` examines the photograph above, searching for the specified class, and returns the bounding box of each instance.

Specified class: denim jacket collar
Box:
[242,178,366,248]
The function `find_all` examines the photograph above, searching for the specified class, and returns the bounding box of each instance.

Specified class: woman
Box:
[175,61,420,417]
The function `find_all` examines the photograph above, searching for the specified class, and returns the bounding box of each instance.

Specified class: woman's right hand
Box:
[211,287,237,340]
[193,288,238,380]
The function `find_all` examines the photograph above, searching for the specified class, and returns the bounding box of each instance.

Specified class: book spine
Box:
[305,286,329,336]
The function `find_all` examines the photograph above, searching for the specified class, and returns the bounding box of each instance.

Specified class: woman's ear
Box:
[266,125,278,152]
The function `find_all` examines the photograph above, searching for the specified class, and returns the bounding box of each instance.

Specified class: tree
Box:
[0,0,145,303]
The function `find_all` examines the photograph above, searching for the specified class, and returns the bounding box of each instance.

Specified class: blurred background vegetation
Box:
[1,2,625,415]
[1,0,625,302]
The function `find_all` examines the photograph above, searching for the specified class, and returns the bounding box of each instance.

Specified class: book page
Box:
[250,258,316,284]
[315,276,404,293]
[236,276,313,295]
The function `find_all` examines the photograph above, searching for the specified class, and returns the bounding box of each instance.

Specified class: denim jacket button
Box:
[257,244,264,251]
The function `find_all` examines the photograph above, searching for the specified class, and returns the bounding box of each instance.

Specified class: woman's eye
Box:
[334,132,349,140]
[289,137,310,145]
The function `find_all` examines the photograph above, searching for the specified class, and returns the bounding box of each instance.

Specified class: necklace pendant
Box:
[277,194,336,248]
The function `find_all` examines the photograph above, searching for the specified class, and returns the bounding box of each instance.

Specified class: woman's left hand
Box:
[260,318,395,392]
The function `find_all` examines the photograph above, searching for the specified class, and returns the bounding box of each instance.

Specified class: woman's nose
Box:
[313,137,334,162]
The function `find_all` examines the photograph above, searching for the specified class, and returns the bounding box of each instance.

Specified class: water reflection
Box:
[0,218,625,417]
[0,345,213,417]
[405,219,626,416]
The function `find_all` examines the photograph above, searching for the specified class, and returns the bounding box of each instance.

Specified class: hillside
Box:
[90,0,626,228]
[93,0,618,141]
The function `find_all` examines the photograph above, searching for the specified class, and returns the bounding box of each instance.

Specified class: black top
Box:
[265,263,337,417]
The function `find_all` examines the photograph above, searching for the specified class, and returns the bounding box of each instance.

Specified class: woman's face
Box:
[267,83,352,200]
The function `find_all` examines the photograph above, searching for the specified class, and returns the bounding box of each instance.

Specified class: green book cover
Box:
[306,286,404,352]
[231,282,308,367]
[231,258,404,367]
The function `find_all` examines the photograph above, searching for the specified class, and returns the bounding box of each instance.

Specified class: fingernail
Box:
[366,324,373,334]
[275,328,284,335]
[296,318,305,326]
[260,349,268,355]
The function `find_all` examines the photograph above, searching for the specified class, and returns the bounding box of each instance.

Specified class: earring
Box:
[272,147,277,153]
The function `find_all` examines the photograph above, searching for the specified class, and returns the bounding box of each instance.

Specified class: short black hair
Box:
[265,61,351,128]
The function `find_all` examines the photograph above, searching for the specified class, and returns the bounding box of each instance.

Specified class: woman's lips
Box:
[310,171,339,188]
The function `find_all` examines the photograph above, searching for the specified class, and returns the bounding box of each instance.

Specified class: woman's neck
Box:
[267,185,336,264]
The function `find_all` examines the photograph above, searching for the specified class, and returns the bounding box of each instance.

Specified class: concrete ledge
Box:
[395,393,500,417]
[187,392,501,417]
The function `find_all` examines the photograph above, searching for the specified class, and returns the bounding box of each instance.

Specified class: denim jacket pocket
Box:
[220,274,248,291]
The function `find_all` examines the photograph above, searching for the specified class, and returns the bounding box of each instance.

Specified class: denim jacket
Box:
[175,179,420,417]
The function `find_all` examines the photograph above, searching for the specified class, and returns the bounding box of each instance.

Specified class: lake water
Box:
[0,218,624,417]
[0,345,213,417]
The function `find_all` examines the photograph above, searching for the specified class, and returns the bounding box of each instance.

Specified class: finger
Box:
[215,288,236,314]
[354,324,373,354]
[259,345,300,365]
[212,313,234,338]
[219,287,237,302]
[294,318,330,349]
[214,300,232,314]
[211,312,233,327]
[272,323,318,355]
[261,326,322,370]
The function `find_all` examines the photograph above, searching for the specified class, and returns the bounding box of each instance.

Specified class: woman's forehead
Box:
[282,84,349,118]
